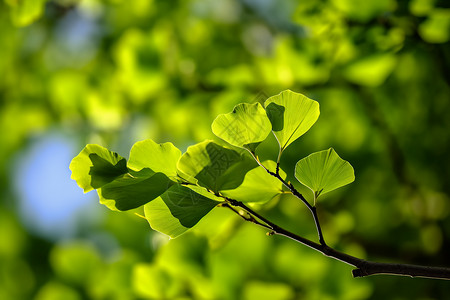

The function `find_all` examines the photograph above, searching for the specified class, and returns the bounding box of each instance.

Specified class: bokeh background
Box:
[1,0,450,299]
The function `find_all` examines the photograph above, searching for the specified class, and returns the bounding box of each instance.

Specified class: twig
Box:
[230,151,450,279]
[266,168,327,246]
[224,199,450,280]
[246,151,326,245]
[220,202,272,230]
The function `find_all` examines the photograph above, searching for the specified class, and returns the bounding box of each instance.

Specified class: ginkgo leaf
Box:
[98,171,173,211]
[221,160,286,203]
[177,140,256,192]
[211,103,272,152]
[295,148,355,199]
[128,139,181,178]
[144,184,220,238]
[70,144,128,193]
[265,90,320,153]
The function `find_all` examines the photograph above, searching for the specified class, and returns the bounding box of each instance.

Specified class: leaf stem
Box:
[267,169,327,246]
[247,151,327,246]
[224,198,274,229]
[247,150,266,170]
[221,202,272,230]
[276,148,282,166]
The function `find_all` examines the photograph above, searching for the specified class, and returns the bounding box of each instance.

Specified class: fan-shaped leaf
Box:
[211,103,272,152]
[70,144,128,193]
[177,140,257,192]
[98,170,173,211]
[128,139,181,178]
[221,160,286,203]
[295,148,355,198]
[144,184,220,238]
[265,90,320,153]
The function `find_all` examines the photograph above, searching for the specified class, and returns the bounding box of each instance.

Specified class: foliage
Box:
[295,148,355,200]
[72,90,450,279]
[70,90,355,238]
[1,0,450,299]
[265,90,320,154]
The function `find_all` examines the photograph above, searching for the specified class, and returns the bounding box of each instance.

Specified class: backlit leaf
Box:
[264,90,320,153]
[98,171,173,211]
[211,103,272,152]
[177,140,256,192]
[295,148,355,198]
[221,160,286,203]
[343,54,397,87]
[418,10,450,44]
[133,264,182,299]
[144,184,220,238]
[6,0,48,27]
[128,139,181,178]
[70,144,128,193]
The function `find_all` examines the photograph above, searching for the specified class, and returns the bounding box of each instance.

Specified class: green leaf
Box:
[177,140,257,192]
[243,281,295,300]
[6,0,48,27]
[330,0,394,22]
[144,184,220,238]
[128,139,181,178]
[221,160,287,203]
[133,264,182,299]
[211,103,272,152]
[185,185,224,202]
[294,148,355,198]
[50,242,101,285]
[264,90,320,153]
[98,171,173,211]
[418,10,450,44]
[343,54,397,87]
[70,144,128,193]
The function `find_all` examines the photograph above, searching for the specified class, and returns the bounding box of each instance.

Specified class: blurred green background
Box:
[1,0,449,299]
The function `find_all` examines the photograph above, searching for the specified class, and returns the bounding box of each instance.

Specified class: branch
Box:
[267,168,327,246]
[247,152,327,246]
[220,202,272,230]
[224,199,450,280]
[236,151,450,279]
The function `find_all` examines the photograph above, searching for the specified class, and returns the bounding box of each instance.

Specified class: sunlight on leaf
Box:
[264,90,320,154]
[185,184,224,202]
[98,171,173,211]
[295,148,355,199]
[221,160,286,203]
[34,281,81,300]
[177,140,256,192]
[242,281,295,300]
[418,10,450,44]
[331,0,395,22]
[69,144,128,193]
[50,242,101,285]
[6,0,48,27]
[128,139,181,178]
[211,103,272,152]
[343,54,397,86]
[133,264,182,299]
[144,184,220,238]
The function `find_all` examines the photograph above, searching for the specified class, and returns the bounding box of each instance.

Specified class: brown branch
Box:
[225,199,450,280]
[247,152,327,246]
[233,152,450,279]
[266,168,327,246]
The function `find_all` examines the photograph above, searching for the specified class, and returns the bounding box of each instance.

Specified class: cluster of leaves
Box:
[1,0,449,298]
[71,90,355,238]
